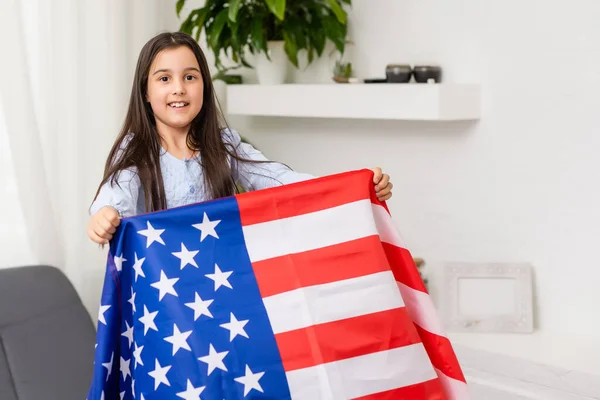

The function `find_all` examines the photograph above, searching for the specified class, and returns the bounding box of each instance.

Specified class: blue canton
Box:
[87,197,291,399]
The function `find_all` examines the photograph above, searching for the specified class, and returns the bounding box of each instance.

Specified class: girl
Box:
[87,32,393,245]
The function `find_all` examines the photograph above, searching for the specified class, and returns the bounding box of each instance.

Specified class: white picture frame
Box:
[442,262,534,333]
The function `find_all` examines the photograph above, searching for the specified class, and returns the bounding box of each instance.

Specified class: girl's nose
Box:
[172,79,186,95]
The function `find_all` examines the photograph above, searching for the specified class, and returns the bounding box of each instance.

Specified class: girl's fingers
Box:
[376,174,390,191]
[88,228,109,245]
[99,217,116,234]
[372,167,383,184]
[378,191,392,201]
[94,222,113,241]
[377,182,393,201]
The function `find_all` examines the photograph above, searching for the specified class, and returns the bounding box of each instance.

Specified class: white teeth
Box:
[169,102,187,108]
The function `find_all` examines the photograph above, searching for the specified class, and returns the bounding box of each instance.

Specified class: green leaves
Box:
[326,0,346,24]
[251,17,268,56]
[282,31,298,67]
[177,0,351,73]
[323,12,346,53]
[176,0,186,18]
[179,7,208,41]
[209,9,229,54]
[265,0,286,20]
[228,0,243,22]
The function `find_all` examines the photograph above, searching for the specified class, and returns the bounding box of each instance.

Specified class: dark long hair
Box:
[93,32,248,213]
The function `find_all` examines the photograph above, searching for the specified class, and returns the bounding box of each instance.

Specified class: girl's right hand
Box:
[87,206,120,245]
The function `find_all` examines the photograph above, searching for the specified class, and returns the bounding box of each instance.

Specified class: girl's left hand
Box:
[372,167,393,201]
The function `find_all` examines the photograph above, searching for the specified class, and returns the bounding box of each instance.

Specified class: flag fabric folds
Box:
[86,169,470,400]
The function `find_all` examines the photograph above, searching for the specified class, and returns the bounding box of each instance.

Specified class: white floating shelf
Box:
[226,83,481,121]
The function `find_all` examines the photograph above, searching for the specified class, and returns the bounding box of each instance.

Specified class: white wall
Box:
[166,0,600,373]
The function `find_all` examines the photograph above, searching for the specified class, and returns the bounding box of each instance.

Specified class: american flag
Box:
[87,169,469,400]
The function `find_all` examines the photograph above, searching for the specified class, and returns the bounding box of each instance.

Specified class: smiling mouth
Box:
[168,102,189,108]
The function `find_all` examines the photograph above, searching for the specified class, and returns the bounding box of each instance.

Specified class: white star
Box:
[234,365,265,396]
[101,392,105,400]
[148,359,171,390]
[101,352,113,381]
[121,321,134,349]
[120,391,125,400]
[98,304,111,325]
[198,344,228,375]
[192,212,221,241]
[140,394,145,400]
[150,270,179,301]
[137,221,165,248]
[120,356,131,381]
[128,287,136,313]
[131,378,135,398]
[172,243,199,269]
[176,379,205,400]
[133,342,144,369]
[185,292,214,321]
[132,252,146,282]
[164,324,192,355]
[220,312,249,341]
[114,253,127,272]
[138,305,158,335]
[205,264,232,291]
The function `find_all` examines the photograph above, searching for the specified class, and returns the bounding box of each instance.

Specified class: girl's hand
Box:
[372,167,393,201]
[87,206,120,245]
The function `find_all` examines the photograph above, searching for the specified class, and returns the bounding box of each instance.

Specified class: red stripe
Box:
[275,308,421,371]
[382,243,467,384]
[236,169,386,226]
[383,243,428,293]
[253,236,389,298]
[354,378,447,400]
[416,325,466,383]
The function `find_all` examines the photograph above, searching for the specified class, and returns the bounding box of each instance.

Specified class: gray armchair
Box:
[0,265,95,400]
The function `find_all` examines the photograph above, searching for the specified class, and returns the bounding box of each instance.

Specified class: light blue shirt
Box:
[90,128,314,218]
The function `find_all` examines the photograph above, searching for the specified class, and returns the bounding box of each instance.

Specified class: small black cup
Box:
[386,64,413,83]
[413,65,442,83]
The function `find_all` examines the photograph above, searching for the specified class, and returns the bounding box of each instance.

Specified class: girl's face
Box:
[146,46,204,135]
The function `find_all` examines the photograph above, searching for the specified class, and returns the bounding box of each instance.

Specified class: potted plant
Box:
[332,59,353,83]
[176,0,351,84]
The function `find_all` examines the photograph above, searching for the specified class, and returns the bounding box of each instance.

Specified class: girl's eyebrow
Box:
[152,67,201,76]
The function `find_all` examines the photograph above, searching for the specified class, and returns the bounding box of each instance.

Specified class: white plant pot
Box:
[255,41,288,85]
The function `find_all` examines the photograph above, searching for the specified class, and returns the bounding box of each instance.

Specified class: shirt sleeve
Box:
[223,128,316,191]
[89,134,142,218]
[89,168,141,218]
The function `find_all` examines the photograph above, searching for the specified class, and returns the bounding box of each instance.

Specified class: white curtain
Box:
[0,0,172,317]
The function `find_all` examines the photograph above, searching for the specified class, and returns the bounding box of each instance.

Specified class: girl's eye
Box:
[160,76,169,82]
[185,75,196,81]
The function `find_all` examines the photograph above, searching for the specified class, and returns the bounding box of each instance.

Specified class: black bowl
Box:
[386,64,413,83]
[413,65,442,83]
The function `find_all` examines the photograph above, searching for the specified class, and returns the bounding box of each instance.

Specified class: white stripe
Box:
[397,281,446,336]
[242,199,377,262]
[263,271,404,334]
[286,344,439,399]
[372,203,406,248]
[374,204,446,335]
[435,368,472,400]
[242,200,406,263]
